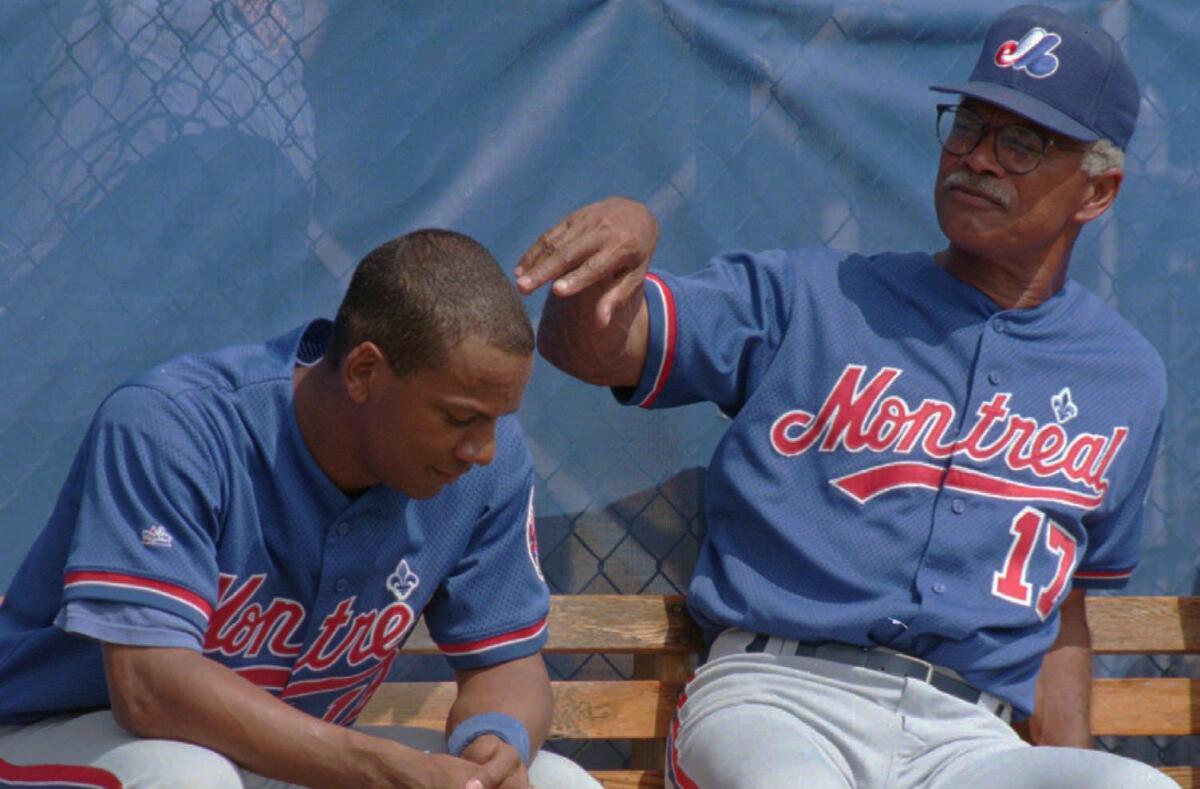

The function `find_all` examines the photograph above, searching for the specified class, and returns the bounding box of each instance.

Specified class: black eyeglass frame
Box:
[935,103,1085,175]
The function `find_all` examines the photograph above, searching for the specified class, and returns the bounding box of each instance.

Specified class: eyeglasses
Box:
[935,104,1083,175]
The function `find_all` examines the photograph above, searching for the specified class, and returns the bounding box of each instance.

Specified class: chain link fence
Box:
[1,0,1197,771]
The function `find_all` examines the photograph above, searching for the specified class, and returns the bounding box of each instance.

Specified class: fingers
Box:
[515,210,596,293]
[462,737,522,788]
[516,229,605,295]
[497,774,530,789]
[551,238,643,299]
[515,197,655,297]
[494,762,532,789]
[467,762,511,789]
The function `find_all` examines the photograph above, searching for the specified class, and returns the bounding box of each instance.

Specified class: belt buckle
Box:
[902,652,936,684]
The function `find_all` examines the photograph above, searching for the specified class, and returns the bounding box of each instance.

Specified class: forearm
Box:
[537,289,650,388]
[1029,643,1092,747]
[448,653,554,753]
[103,644,415,788]
[1028,589,1093,748]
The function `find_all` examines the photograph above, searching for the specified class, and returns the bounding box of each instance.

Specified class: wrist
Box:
[341,728,423,787]
[447,712,531,765]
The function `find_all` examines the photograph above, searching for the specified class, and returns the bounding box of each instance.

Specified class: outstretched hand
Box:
[515,196,658,327]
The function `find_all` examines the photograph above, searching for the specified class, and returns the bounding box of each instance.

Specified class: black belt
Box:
[745,634,1011,719]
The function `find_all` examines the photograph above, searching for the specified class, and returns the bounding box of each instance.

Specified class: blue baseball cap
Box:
[931,4,1140,149]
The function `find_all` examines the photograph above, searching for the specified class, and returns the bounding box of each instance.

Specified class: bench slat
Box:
[1087,596,1200,654]
[360,681,682,738]
[399,595,1200,656]
[594,771,665,788]
[401,595,703,655]
[1162,766,1195,788]
[360,677,1200,741]
[1092,678,1200,736]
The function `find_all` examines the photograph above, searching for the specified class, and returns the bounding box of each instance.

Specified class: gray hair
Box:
[1081,138,1124,176]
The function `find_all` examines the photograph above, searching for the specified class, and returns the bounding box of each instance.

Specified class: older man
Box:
[516,5,1172,787]
[0,230,599,788]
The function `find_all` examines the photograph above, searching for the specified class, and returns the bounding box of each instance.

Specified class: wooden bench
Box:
[369,594,1200,788]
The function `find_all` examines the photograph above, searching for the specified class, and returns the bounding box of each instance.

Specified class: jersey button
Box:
[334,578,349,593]
[987,371,1000,385]
[951,498,965,514]
[991,318,1006,334]
[336,522,350,536]
[932,582,947,595]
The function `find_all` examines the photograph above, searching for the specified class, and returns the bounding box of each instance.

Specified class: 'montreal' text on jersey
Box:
[770,365,1126,510]
[203,573,416,724]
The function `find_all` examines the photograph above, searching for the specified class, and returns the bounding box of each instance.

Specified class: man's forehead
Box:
[429,338,532,413]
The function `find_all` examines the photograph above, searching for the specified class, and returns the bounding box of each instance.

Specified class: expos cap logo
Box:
[994,27,1062,79]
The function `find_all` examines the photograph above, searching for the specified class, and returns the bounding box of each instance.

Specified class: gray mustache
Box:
[942,170,1012,209]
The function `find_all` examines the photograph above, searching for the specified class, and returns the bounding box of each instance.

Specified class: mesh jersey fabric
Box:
[617,248,1166,719]
[0,320,548,725]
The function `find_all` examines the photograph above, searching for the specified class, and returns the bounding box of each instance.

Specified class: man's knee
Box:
[98,738,242,789]
[1100,756,1179,789]
[529,748,603,789]
[952,746,1178,789]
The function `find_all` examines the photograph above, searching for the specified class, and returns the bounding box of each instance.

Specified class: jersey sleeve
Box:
[614,249,797,415]
[56,599,203,648]
[423,424,550,670]
[1073,419,1164,591]
[58,385,224,649]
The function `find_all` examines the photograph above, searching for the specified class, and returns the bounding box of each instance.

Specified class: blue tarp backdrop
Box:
[0,0,1197,767]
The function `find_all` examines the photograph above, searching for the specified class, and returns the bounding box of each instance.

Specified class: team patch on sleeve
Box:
[63,570,211,632]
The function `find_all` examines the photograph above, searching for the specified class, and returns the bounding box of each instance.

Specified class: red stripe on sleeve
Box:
[641,273,677,408]
[63,570,212,619]
[436,618,547,656]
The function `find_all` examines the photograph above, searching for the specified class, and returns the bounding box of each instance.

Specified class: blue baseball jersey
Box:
[0,320,548,726]
[618,249,1165,718]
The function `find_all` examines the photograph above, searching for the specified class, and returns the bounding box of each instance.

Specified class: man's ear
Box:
[341,342,386,404]
[1074,169,1123,224]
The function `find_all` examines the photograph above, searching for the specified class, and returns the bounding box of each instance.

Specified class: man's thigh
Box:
[668,702,852,789]
[667,651,908,788]
[244,726,602,789]
[0,710,241,788]
[0,714,600,789]
[923,740,1177,789]
[891,680,1175,789]
[345,726,602,789]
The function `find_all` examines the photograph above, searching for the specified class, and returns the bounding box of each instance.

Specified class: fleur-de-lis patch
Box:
[1051,387,1078,425]
[386,559,420,602]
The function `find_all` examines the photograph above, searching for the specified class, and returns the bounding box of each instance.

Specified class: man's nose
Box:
[961,130,1007,178]
[456,423,496,466]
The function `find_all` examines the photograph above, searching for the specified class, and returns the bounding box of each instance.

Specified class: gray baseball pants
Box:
[0,711,600,788]
[666,629,1176,789]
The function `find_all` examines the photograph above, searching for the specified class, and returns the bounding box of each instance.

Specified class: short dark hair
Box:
[327,229,533,376]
